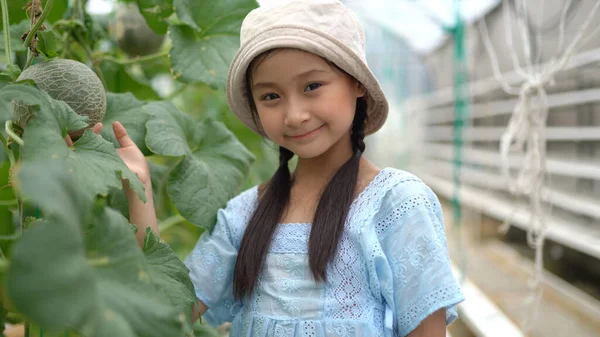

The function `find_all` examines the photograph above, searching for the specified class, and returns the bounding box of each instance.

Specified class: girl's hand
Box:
[111,121,151,187]
[65,121,151,187]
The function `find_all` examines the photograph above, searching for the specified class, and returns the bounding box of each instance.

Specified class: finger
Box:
[64,134,73,147]
[113,121,136,148]
[91,122,103,134]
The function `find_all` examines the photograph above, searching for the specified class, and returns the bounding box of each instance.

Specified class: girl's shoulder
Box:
[351,167,432,226]
[366,167,444,240]
[364,167,433,206]
[221,185,260,219]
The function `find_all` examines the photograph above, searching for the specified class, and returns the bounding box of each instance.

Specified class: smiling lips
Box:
[288,124,325,140]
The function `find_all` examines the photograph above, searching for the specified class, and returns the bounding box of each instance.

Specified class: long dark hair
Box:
[233,51,368,301]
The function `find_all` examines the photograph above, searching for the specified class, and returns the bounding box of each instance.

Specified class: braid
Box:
[234,146,294,300]
[279,146,294,167]
[307,96,368,282]
[351,97,367,155]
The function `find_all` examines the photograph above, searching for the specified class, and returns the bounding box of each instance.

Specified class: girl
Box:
[107,1,464,336]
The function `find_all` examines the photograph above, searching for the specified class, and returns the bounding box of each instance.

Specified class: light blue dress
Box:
[183,167,465,337]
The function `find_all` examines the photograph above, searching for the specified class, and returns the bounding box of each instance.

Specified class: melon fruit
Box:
[16,58,107,138]
[113,4,165,57]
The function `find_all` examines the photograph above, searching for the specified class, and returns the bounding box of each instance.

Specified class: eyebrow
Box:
[252,69,328,89]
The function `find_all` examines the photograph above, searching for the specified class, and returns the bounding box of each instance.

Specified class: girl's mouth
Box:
[288,124,325,140]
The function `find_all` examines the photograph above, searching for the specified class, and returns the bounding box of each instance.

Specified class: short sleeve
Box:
[375,179,464,337]
[183,206,239,327]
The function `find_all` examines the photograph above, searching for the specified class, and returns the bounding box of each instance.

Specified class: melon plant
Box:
[0,0,264,336]
[113,4,165,57]
[16,58,107,138]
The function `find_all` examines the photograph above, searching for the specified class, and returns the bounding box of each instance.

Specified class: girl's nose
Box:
[284,102,311,127]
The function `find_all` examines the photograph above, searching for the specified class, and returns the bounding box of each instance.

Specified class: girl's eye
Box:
[262,93,279,101]
[305,83,322,92]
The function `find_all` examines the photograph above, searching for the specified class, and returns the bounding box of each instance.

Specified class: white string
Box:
[477,0,600,333]
[478,18,521,95]
[534,0,545,68]
[516,0,534,74]
[502,0,529,79]
[551,0,600,74]
[553,0,573,60]
[574,22,600,54]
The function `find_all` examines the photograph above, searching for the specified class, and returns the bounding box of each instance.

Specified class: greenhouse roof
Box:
[258,0,501,54]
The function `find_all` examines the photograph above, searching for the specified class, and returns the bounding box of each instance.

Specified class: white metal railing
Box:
[421,143,600,181]
[403,47,600,112]
[421,173,600,260]
[423,126,600,142]
[423,159,600,220]
[405,46,600,262]
[425,87,600,124]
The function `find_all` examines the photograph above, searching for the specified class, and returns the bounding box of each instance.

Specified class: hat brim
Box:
[226,24,389,138]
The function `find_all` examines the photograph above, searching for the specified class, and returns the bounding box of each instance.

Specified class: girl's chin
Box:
[288,144,329,160]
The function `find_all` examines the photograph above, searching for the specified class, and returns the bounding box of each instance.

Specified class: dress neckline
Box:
[250,167,390,226]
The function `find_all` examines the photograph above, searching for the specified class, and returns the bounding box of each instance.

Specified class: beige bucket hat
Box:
[226,0,389,137]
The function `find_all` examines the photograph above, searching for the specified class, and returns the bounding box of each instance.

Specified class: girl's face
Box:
[250,49,366,159]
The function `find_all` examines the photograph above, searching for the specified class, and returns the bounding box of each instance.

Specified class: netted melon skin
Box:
[114,4,165,57]
[17,59,107,137]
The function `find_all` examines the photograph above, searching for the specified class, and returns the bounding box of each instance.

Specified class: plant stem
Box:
[0,257,9,272]
[0,232,21,240]
[24,0,55,69]
[88,256,110,266]
[19,191,23,233]
[158,214,185,233]
[1,0,11,65]
[0,133,16,167]
[5,121,24,146]
[100,50,169,66]
[0,199,17,206]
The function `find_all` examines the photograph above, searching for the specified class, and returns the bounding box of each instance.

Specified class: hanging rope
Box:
[478,0,600,332]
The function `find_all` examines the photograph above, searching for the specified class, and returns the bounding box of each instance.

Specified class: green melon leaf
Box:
[169,25,241,89]
[0,83,87,136]
[0,0,27,26]
[0,84,146,203]
[144,101,198,157]
[0,64,22,82]
[101,62,161,100]
[101,92,152,155]
[6,217,98,335]
[148,159,178,219]
[6,209,190,336]
[0,20,30,54]
[143,227,196,321]
[174,0,257,35]
[1,0,68,26]
[145,101,255,229]
[8,160,192,337]
[37,30,60,58]
[193,321,222,337]
[169,0,258,89]
[0,160,16,257]
[16,159,92,230]
[136,0,173,34]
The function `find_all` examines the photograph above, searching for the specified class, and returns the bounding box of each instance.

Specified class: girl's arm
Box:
[125,180,159,247]
[112,123,212,325]
[110,120,159,248]
[191,299,208,324]
[66,122,158,247]
[406,308,447,337]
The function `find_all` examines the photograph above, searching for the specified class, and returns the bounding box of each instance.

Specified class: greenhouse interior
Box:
[0,0,599,336]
